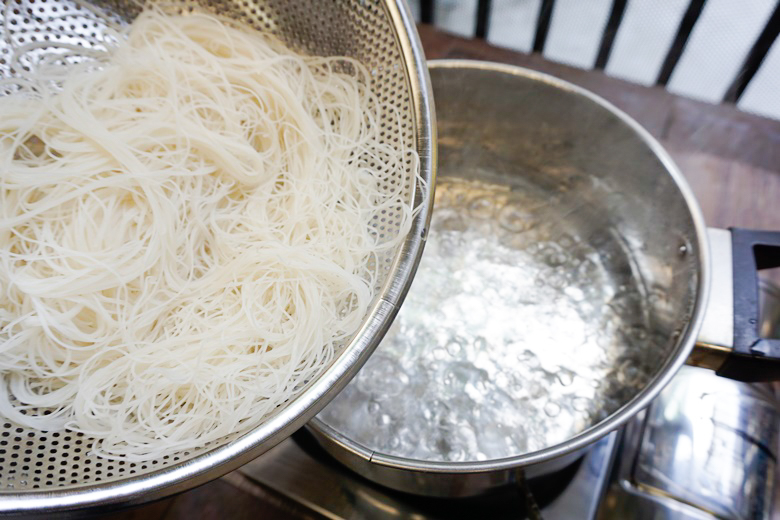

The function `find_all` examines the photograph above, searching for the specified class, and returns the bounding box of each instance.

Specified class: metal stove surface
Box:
[238,429,617,520]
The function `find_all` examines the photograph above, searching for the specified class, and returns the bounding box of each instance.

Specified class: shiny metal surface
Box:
[0,0,435,514]
[599,367,780,520]
[599,281,780,520]
[697,228,735,351]
[534,432,618,520]
[688,342,732,371]
[309,60,711,497]
[238,431,618,520]
[689,228,736,371]
[309,420,591,498]
[688,227,774,373]
[759,279,780,340]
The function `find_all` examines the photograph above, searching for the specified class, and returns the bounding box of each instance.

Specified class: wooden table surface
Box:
[105,26,780,520]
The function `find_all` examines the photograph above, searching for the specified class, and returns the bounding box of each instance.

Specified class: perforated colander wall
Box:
[0,0,421,492]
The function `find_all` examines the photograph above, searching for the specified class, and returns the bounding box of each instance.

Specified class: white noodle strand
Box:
[0,9,416,460]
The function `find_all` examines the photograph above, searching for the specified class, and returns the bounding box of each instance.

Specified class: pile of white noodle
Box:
[0,9,417,460]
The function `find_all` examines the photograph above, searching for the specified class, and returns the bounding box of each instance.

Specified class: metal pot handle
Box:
[692,228,780,382]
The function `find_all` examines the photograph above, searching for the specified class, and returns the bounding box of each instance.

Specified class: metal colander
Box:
[0,0,434,513]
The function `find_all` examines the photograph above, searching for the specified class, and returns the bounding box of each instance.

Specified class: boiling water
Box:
[317,178,655,462]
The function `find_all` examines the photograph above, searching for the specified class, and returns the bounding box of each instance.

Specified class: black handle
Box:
[717,228,780,382]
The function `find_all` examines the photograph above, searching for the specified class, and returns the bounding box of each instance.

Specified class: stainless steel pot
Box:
[307,60,780,498]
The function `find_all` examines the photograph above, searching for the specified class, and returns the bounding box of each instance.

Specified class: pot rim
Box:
[308,59,711,475]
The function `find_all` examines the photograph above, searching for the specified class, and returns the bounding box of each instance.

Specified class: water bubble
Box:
[448,424,478,459]
[577,257,599,276]
[596,333,615,348]
[528,381,545,399]
[469,196,494,219]
[544,402,561,417]
[435,209,467,232]
[648,287,666,305]
[479,423,511,454]
[500,231,534,251]
[572,397,590,412]
[473,336,487,351]
[518,350,541,369]
[356,355,408,397]
[628,324,648,340]
[617,363,640,385]
[498,204,533,232]
[432,347,448,360]
[397,426,421,449]
[446,339,463,357]
[443,363,480,393]
[549,275,567,289]
[609,289,642,318]
[564,286,584,302]
[367,401,380,414]
[542,247,568,267]
[557,369,574,387]
[437,232,465,257]
[558,234,575,248]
